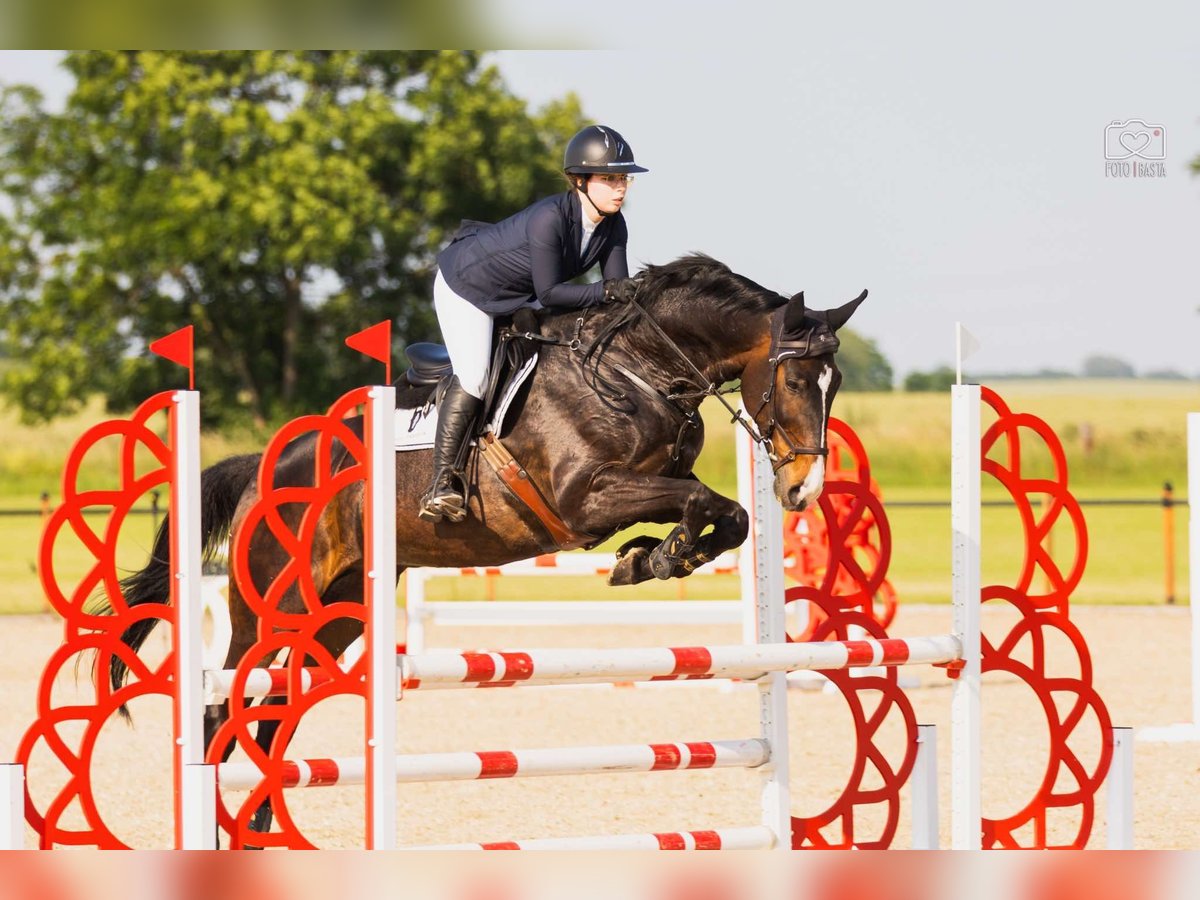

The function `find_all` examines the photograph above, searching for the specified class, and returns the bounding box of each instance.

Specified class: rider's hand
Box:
[603,278,638,304]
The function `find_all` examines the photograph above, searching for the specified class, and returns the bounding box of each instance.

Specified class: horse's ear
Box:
[782,291,807,335]
[824,289,868,332]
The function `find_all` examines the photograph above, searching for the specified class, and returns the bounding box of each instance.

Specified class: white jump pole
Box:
[950,383,982,850]
[173,389,216,850]
[1138,412,1200,743]
[367,385,398,851]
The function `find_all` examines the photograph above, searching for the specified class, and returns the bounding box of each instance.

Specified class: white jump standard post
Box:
[741,430,791,848]
[1,764,24,849]
[173,389,217,850]
[1106,727,1134,849]
[366,385,398,850]
[950,383,983,850]
[911,725,939,850]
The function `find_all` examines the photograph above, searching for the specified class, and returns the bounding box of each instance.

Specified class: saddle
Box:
[400,310,591,550]
[401,307,540,417]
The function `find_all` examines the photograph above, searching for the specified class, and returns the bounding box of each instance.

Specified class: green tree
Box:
[903,365,956,392]
[837,328,893,391]
[0,51,585,426]
[1081,354,1135,378]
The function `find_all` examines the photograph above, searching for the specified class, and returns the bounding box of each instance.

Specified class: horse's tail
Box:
[108,453,262,720]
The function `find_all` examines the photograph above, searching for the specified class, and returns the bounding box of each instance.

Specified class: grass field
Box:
[0,379,1194,614]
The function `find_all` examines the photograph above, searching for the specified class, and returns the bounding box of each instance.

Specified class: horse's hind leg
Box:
[205,569,273,763]
[203,597,275,848]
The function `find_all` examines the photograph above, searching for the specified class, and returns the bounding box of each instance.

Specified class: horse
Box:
[108,253,866,842]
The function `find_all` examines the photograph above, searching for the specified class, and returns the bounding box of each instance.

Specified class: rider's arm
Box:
[598,215,629,280]
[528,204,606,309]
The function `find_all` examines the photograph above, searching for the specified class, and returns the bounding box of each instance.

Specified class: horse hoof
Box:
[615,535,659,560]
[608,547,650,585]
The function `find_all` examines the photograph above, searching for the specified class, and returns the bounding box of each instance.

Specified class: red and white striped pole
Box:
[404,827,775,851]
[216,739,770,791]
[397,637,963,691]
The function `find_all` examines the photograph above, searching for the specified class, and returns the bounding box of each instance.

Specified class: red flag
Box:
[345,320,392,384]
[149,325,194,390]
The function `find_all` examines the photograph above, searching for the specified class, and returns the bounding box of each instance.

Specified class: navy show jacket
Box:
[436,191,629,315]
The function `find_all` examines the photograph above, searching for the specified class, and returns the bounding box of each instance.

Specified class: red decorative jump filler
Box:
[776,416,911,849]
[204,387,374,848]
[202,381,398,850]
[15,392,179,848]
[782,418,897,636]
[6,326,207,850]
[978,386,1113,849]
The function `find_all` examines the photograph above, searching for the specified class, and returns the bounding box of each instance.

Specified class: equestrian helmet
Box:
[563,125,649,174]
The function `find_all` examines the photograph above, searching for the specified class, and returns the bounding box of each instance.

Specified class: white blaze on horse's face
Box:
[774,362,834,512]
[791,363,833,508]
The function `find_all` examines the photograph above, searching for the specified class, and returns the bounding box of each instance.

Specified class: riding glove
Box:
[603,278,638,304]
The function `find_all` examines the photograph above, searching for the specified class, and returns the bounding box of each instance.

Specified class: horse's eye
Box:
[784,378,803,394]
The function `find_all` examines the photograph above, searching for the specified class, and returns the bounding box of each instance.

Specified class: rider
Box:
[418,124,649,523]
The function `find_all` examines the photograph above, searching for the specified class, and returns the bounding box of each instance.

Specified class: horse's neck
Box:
[636,300,767,383]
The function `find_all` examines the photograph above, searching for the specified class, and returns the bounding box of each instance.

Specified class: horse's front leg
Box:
[560,469,749,586]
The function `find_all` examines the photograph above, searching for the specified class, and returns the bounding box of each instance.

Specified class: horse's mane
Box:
[632,253,787,315]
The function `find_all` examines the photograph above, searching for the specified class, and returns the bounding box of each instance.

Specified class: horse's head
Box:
[740,288,867,511]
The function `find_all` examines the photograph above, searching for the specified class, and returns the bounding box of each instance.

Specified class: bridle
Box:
[747,305,840,471]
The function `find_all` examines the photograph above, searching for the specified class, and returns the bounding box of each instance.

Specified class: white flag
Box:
[955,322,981,385]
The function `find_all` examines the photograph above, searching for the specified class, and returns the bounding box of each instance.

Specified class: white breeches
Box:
[433,270,493,399]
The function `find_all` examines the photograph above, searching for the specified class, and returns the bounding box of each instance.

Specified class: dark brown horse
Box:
[110,253,865,839]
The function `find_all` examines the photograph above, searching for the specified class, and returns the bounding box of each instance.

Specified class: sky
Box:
[1,25,1198,380]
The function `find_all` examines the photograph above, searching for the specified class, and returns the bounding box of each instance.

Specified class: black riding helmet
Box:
[563,125,649,174]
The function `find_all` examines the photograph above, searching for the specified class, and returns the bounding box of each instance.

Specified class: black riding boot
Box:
[418,377,483,523]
